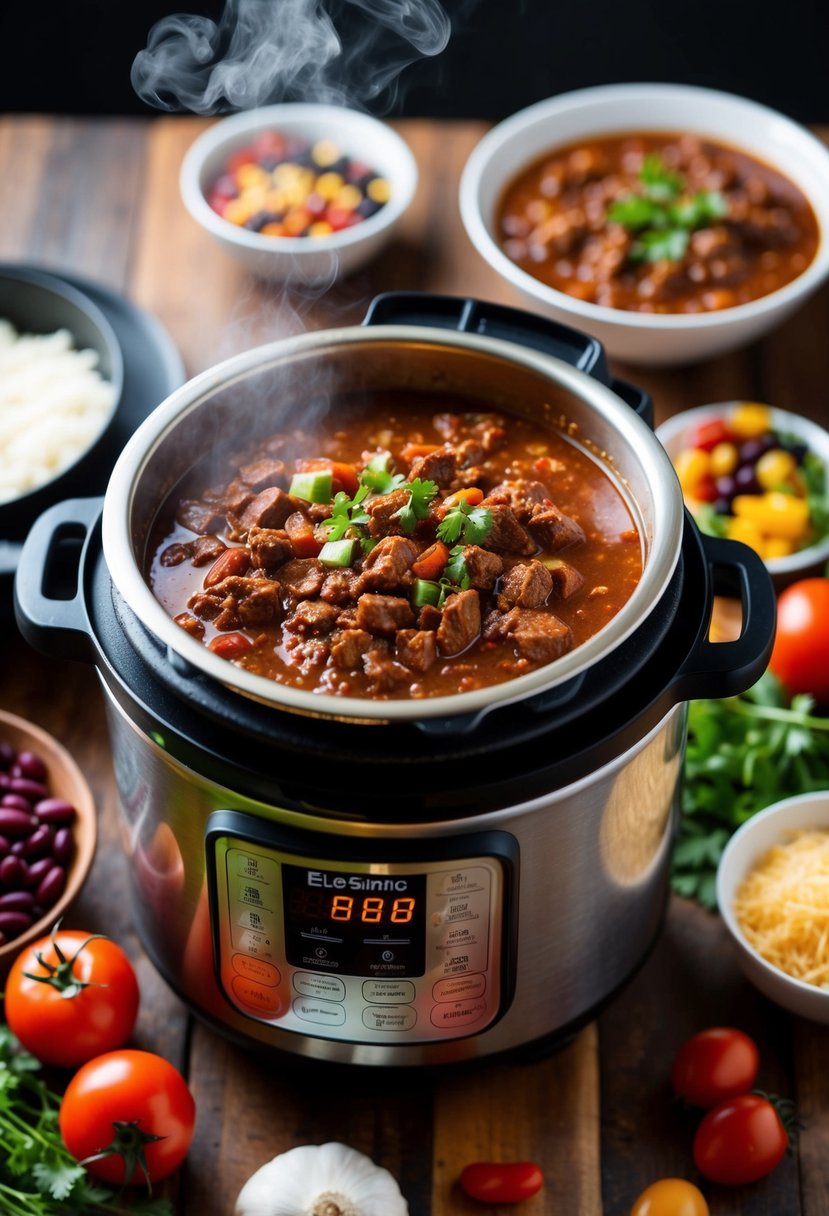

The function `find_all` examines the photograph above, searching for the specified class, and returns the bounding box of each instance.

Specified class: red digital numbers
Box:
[327,895,416,924]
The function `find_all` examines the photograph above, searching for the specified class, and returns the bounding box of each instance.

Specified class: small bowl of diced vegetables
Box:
[657,400,829,586]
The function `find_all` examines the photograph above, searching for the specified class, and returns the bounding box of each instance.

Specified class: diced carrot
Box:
[284,510,323,557]
[442,487,484,509]
[411,541,450,580]
[400,442,442,464]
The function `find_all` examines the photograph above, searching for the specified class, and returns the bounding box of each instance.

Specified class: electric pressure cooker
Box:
[15,295,775,1067]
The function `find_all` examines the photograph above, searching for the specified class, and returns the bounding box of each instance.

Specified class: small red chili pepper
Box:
[459,1161,544,1204]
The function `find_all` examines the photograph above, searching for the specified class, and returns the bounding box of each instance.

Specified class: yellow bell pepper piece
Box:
[731,491,810,539]
[725,516,766,556]
[673,447,710,496]
[729,402,772,439]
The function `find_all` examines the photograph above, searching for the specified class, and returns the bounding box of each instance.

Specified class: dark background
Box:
[1,0,828,124]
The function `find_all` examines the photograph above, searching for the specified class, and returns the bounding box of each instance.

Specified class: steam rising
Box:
[132,0,452,114]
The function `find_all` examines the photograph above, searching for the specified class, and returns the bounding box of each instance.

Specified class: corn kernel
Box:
[673,447,711,495]
[729,402,772,438]
[367,177,391,204]
[732,491,810,539]
[709,441,739,478]
[312,139,341,168]
[222,197,258,226]
[236,163,270,191]
[308,221,334,238]
[260,221,286,236]
[756,448,798,490]
[333,183,363,211]
[316,172,345,201]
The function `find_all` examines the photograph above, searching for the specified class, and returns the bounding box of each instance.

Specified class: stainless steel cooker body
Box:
[103,683,687,1067]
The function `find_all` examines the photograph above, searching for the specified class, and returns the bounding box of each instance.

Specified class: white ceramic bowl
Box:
[459,83,829,366]
[717,791,829,1023]
[180,103,418,285]
[657,401,829,587]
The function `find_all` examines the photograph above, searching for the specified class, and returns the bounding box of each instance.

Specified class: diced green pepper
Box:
[289,470,333,503]
[412,578,441,608]
[319,538,357,568]
[540,556,564,570]
[366,451,393,473]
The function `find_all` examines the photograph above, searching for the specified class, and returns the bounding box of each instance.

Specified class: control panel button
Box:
[231,954,280,987]
[231,926,276,960]
[293,972,346,1002]
[362,1005,417,1032]
[433,973,486,1002]
[292,997,346,1027]
[231,974,283,1014]
[430,997,488,1029]
[362,980,416,1004]
[234,906,277,937]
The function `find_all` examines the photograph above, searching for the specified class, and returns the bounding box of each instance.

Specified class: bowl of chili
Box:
[459,83,829,367]
[180,103,418,284]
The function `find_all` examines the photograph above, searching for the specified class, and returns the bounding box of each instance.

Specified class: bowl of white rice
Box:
[0,265,123,530]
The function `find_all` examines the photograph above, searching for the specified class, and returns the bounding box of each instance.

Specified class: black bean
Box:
[0,855,27,887]
[0,910,33,935]
[34,798,76,826]
[735,465,760,494]
[35,866,66,908]
[21,824,54,859]
[52,827,74,865]
[0,808,38,837]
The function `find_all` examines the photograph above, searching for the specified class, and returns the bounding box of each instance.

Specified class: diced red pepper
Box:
[208,632,253,661]
[689,418,736,452]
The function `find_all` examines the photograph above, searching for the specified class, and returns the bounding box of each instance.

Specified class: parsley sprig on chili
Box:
[609,153,728,264]
[437,500,493,546]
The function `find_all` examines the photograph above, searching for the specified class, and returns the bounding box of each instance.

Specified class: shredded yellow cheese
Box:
[733,829,829,989]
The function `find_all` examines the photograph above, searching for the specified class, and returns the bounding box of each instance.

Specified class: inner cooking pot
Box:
[100,292,685,724]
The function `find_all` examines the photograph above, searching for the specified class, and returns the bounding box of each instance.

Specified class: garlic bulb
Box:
[233,1142,409,1216]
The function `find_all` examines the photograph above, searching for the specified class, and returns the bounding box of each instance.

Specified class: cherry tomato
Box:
[689,418,736,452]
[768,578,829,706]
[693,1093,789,1185]
[208,631,253,660]
[459,1161,544,1204]
[59,1049,196,1186]
[5,927,140,1068]
[630,1178,709,1216]
[671,1027,759,1108]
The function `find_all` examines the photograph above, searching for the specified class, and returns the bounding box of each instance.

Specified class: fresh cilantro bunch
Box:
[673,670,829,908]
[393,478,439,536]
[0,1024,171,1215]
[437,501,493,546]
[609,153,729,264]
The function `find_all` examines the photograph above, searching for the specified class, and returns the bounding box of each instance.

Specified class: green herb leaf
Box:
[436,501,493,546]
[640,152,684,202]
[393,478,439,536]
[609,154,728,264]
[359,465,405,494]
[630,227,690,264]
[608,195,662,231]
[321,485,370,541]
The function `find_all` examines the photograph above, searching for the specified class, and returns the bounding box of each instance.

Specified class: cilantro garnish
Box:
[436,501,493,546]
[359,466,406,495]
[393,478,439,536]
[608,153,728,264]
[321,484,371,541]
[673,670,829,908]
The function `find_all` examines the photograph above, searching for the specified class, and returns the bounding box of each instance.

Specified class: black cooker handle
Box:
[13,497,102,664]
[670,532,776,702]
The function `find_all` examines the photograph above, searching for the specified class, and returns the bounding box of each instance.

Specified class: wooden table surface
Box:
[1,115,828,1216]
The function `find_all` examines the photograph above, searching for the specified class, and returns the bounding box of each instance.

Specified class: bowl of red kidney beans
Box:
[657,400,829,587]
[0,709,97,974]
[180,102,418,284]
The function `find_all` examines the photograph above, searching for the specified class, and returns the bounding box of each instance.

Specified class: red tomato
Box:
[459,1161,544,1204]
[59,1049,196,1186]
[208,631,253,660]
[689,418,735,451]
[671,1027,759,1108]
[768,578,829,706]
[630,1178,709,1216]
[5,928,140,1068]
[693,1093,789,1185]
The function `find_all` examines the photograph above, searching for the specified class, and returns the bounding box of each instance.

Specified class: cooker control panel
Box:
[205,812,518,1044]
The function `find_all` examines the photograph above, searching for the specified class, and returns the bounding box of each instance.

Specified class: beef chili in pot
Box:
[148,392,643,700]
[496,131,820,314]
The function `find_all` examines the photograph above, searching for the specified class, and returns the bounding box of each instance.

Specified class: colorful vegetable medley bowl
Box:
[657,400,829,586]
[179,103,418,284]
[458,83,829,366]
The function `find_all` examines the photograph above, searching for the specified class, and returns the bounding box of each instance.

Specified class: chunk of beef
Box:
[547,559,585,599]
[305,500,335,524]
[330,629,374,670]
[284,600,340,635]
[355,594,415,636]
[455,437,486,468]
[188,576,281,631]
[408,446,457,489]
[362,650,412,694]
[160,542,191,567]
[462,545,503,591]
[231,487,296,539]
[176,501,225,535]
[365,488,411,538]
[499,607,572,663]
[437,589,481,656]
[395,629,438,673]
[498,560,553,609]
[527,503,585,551]
[356,536,418,592]
[238,457,287,491]
[320,568,360,604]
[248,526,293,573]
[191,535,227,567]
[433,412,463,442]
[418,604,443,632]
[482,504,536,555]
[278,558,325,598]
[173,611,204,638]
[486,479,551,522]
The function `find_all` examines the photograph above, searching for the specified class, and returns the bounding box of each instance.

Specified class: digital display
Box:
[282,864,427,977]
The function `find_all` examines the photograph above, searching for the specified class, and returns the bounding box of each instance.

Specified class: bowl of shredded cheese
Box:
[717,790,829,1023]
[0,264,123,530]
